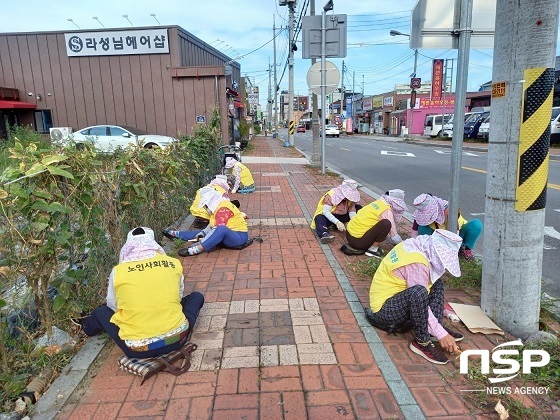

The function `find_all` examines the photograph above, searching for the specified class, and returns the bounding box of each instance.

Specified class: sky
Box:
[1,0,558,111]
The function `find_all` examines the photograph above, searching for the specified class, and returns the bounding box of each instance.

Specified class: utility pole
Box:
[341,60,345,132]
[352,71,355,132]
[310,0,321,166]
[288,2,296,146]
[410,48,418,136]
[273,16,279,137]
[482,0,558,338]
[267,60,272,135]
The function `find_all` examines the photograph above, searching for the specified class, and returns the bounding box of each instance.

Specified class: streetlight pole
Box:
[321,0,334,174]
[390,30,417,137]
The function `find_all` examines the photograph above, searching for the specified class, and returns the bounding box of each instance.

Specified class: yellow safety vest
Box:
[190,185,227,219]
[369,243,430,312]
[236,163,254,187]
[428,214,468,231]
[210,200,248,232]
[310,190,335,229]
[347,199,390,238]
[111,254,185,340]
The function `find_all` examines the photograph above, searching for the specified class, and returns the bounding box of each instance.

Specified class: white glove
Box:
[336,221,346,232]
[195,231,206,240]
[391,234,403,244]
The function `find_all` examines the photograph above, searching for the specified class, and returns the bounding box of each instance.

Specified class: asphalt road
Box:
[280,129,560,298]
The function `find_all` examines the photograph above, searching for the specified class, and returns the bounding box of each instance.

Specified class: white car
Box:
[322,124,340,137]
[477,115,490,139]
[71,125,177,151]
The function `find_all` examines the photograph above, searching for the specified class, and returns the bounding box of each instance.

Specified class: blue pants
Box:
[176,226,248,252]
[82,292,204,358]
[417,219,483,250]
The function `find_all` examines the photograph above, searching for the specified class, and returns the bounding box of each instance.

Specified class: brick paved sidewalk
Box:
[57,135,557,419]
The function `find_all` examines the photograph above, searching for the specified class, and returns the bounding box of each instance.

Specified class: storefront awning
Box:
[0,100,36,110]
[234,99,244,108]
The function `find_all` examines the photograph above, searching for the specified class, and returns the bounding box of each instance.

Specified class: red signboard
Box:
[431,59,444,101]
[419,98,455,108]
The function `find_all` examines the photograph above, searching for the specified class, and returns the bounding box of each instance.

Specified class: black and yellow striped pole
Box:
[289,120,295,136]
[516,67,554,211]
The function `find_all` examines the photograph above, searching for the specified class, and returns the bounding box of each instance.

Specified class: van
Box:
[551,106,560,144]
[424,114,452,138]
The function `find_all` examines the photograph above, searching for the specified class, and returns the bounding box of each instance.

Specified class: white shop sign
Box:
[65,29,169,57]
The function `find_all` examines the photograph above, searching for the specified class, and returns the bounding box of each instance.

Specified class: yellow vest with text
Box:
[347,199,390,238]
[190,185,227,219]
[428,214,468,231]
[210,200,248,232]
[111,254,185,340]
[310,190,335,229]
[369,243,430,312]
[236,163,254,186]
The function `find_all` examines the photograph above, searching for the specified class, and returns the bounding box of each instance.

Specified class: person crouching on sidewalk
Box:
[225,157,255,194]
[164,189,249,256]
[365,229,464,365]
[189,175,239,229]
[311,179,362,244]
[343,189,407,258]
[80,227,204,358]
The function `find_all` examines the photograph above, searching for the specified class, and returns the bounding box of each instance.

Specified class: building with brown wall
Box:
[0,25,242,141]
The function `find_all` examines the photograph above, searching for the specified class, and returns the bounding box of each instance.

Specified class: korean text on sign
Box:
[65,29,169,57]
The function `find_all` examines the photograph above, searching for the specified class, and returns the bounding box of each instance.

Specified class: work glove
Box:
[336,221,346,232]
[390,234,403,244]
[195,231,206,240]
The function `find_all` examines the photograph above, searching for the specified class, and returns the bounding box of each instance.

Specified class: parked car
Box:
[71,125,177,151]
[477,115,490,140]
[297,124,306,133]
[464,112,489,139]
[551,106,560,144]
[424,114,452,138]
[322,124,340,137]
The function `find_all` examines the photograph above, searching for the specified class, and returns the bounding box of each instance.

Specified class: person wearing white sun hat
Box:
[365,229,464,365]
[224,157,255,194]
[310,179,362,244]
[412,193,483,261]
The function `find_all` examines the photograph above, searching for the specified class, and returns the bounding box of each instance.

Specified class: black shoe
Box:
[228,238,254,250]
[365,248,384,258]
[409,340,449,364]
[178,247,191,257]
[162,230,177,240]
[340,244,365,255]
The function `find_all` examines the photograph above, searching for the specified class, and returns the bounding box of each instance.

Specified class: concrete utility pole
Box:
[273,16,279,137]
[267,60,272,133]
[310,0,321,166]
[288,2,296,146]
[341,60,345,129]
[482,0,559,338]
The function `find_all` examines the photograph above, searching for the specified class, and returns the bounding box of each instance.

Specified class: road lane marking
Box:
[435,150,479,156]
[544,226,560,240]
[462,166,560,190]
[381,151,415,157]
[341,147,351,151]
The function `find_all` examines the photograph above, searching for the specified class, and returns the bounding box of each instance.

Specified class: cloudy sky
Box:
[2,0,558,110]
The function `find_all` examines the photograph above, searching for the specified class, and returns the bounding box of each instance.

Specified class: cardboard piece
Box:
[448,303,504,335]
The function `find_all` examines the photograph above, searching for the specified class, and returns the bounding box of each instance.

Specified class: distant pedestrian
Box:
[311,179,362,244]
[412,194,483,260]
[225,157,255,194]
[343,189,407,258]
[365,229,463,365]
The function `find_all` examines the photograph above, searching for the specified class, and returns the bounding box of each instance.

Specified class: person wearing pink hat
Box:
[411,193,483,260]
[224,157,255,194]
[365,229,464,365]
[311,179,362,244]
[343,189,407,258]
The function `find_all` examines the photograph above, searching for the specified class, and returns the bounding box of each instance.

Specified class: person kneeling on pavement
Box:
[343,189,407,258]
[365,229,463,365]
[80,227,204,358]
[411,193,482,260]
[163,189,250,256]
[225,157,255,194]
[311,179,362,244]
[189,175,239,229]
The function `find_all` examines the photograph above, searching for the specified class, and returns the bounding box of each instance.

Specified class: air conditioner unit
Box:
[49,127,73,143]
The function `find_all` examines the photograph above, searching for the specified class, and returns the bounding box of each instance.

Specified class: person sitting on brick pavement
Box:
[225,157,255,194]
[411,193,483,260]
[188,175,240,229]
[342,189,407,258]
[365,229,463,365]
[163,189,250,256]
[80,227,204,358]
[311,179,362,244]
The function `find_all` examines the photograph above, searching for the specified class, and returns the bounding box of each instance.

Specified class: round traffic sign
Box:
[410,77,421,89]
[306,61,340,96]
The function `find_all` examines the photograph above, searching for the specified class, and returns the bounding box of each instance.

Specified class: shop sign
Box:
[383,96,394,107]
[362,97,373,111]
[431,59,444,100]
[420,98,455,108]
[372,97,383,108]
[65,29,169,57]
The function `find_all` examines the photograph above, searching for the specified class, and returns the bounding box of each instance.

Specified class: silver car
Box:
[71,125,177,151]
